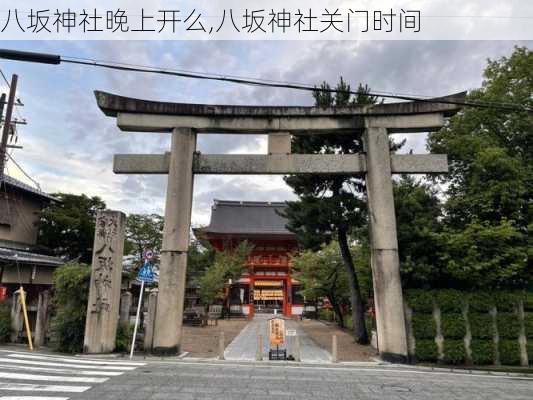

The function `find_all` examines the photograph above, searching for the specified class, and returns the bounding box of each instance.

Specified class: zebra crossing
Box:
[0,349,145,400]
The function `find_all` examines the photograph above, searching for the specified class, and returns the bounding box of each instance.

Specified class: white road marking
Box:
[0,358,133,371]
[0,382,89,392]
[0,372,107,383]
[0,364,122,376]
[1,352,144,366]
[0,397,69,400]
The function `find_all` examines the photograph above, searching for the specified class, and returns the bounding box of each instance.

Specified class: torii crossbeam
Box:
[95,90,465,363]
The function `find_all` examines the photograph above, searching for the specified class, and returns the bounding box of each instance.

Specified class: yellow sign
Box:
[269,318,285,346]
[254,280,283,287]
[253,289,283,300]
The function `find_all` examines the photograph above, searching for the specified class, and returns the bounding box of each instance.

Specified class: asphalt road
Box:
[0,350,532,400]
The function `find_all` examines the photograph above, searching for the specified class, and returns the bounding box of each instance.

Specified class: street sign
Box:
[137,260,155,283]
[144,249,154,260]
[269,318,285,346]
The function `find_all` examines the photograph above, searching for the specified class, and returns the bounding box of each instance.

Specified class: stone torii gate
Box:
[94,91,464,362]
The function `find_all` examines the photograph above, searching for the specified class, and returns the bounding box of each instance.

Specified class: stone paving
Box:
[224,314,331,362]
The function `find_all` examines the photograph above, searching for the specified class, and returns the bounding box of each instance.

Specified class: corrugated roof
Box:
[198,200,294,236]
[0,175,58,202]
[0,246,64,267]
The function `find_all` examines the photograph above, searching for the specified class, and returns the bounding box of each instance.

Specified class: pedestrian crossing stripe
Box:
[0,372,107,384]
[0,364,122,376]
[0,397,69,400]
[0,357,134,371]
[0,382,90,392]
[1,352,145,366]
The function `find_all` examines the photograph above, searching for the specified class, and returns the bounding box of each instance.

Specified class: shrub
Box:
[441,313,466,339]
[405,290,434,313]
[468,292,494,313]
[412,314,436,339]
[524,292,533,311]
[318,308,334,322]
[497,313,521,339]
[470,340,494,365]
[435,290,464,313]
[50,262,91,353]
[0,302,11,343]
[415,339,438,362]
[469,313,493,339]
[499,340,521,365]
[443,340,465,365]
[524,312,533,339]
[115,322,133,353]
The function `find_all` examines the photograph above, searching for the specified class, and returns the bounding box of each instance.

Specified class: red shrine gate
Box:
[195,200,303,317]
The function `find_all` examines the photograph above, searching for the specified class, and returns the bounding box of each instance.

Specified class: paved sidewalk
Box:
[224,314,331,362]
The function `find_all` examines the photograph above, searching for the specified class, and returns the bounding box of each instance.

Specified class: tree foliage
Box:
[37,194,106,264]
[124,213,164,266]
[49,262,91,353]
[282,78,381,343]
[198,241,253,308]
[428,46,532,289]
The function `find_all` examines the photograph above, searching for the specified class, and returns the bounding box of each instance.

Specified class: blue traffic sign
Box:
[137,260,155,283]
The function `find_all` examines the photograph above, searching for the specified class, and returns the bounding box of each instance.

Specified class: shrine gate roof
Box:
[196,200,294,237]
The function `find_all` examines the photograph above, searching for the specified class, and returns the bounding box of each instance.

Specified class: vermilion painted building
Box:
[195,200,303,318]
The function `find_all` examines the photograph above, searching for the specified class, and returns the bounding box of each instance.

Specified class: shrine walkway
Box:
[224,314,331,363]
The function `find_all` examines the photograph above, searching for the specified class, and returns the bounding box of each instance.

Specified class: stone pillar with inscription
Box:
[83,210,126,353]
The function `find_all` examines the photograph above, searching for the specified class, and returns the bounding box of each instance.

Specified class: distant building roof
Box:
[196,200,294,237]
[0,175,58,202]
[0,246,64,267]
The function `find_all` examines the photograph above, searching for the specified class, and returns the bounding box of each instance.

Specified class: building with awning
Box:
[195,200,303,317]
[0,175,64,334]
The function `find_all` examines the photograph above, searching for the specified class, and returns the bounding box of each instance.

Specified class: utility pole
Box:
[0,74,18,180]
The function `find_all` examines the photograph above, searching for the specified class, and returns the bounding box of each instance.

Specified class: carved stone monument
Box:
[83,210,126,353]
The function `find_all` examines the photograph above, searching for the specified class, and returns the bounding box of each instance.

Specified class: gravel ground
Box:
[181,319,249,358]
[298,318,378,362]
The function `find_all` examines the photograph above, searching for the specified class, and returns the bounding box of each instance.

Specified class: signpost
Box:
[268,317,286,360]
[129,251,155,359]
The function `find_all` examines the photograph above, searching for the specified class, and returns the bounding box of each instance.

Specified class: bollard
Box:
[218,331,225,360]
[256,334,263,361]
[332,334,338,363]
[294,335,301,362]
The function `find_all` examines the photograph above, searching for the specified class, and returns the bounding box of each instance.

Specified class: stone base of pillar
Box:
[379,352,410,364]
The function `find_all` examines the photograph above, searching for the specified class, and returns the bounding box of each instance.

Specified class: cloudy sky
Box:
[0,40,530,226]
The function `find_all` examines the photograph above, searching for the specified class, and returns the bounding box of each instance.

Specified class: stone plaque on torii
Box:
[94,90,464,362]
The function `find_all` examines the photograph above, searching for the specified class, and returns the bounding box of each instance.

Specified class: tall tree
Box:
[37,194,106,263]
[428,46,532,289]
[124,213,164,266]
[198,241,253,309]
[292,241,351,328]
[393,175,445,288]
[283,79,383,344]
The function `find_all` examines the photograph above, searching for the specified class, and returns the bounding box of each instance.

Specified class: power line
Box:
[1,49,531,112]
[59,55,532,113]
[6,152,41,190]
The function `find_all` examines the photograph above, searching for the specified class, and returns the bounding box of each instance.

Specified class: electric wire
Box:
[59,55,533,113]
[6,153,41,190]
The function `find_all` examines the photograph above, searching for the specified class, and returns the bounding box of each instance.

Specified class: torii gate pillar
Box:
[152,128,196,355]
[364,126,408,362]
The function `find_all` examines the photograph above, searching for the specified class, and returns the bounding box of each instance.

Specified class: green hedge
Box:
[443,340,465,365]
[405,290,434,313]
[470,340,495,365]
[412,314,435,339]
[415,339,438,362]
[434,290,465,313]
[441,313,466,339]
[0,302,11,343]
[499,340,521,366]
[497,313,521,339]
[524,313,533,339]
[469,313,493,339]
